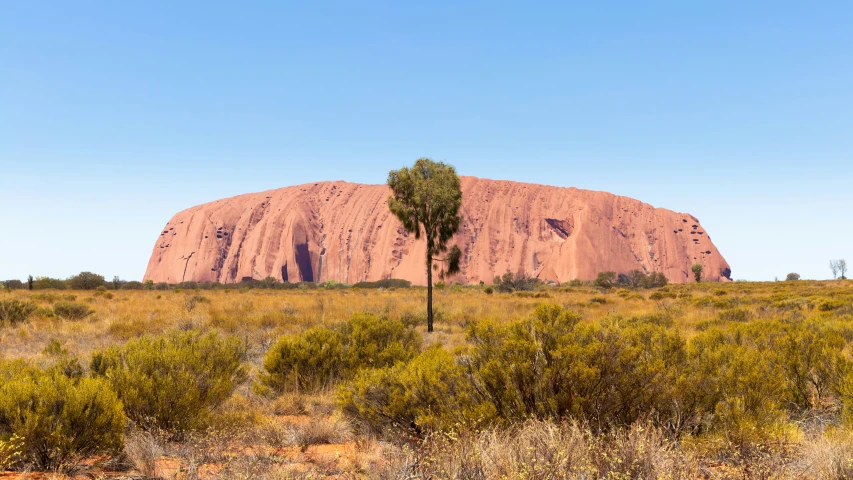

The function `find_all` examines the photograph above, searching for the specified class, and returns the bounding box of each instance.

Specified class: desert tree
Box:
[27,275,33,291]
[67,271,106,290]
[691,263,703,283]
[830,260,839,280]
[840,259,848,280]
[786,273,800,281]
[594,271,618,290]
[387,158,462,332]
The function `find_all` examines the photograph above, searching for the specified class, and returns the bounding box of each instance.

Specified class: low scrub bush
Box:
[0,362,125,471]
[261,312,421,393]
[91,330,247,435]
[617,270,669,289]
[338,345,491,433]
[465,306,684,427]
[341,302,853,443]
[717,307,753,322]
[183,294,210,312]
[650,290,678,300]
[353,279,412,289]
[0,299,38,326]
[52,301,94,320]
[261,325,344,392]
[493,271,539,293]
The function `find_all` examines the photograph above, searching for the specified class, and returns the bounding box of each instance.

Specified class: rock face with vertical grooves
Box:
[143,177,731,284]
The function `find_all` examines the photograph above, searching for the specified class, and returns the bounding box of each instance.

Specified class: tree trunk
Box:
[427,257,433,333]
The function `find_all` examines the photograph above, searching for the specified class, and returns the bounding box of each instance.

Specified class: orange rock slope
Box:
[144,177,731,285]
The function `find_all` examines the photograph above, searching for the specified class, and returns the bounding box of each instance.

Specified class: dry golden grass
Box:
[2,279,853,478]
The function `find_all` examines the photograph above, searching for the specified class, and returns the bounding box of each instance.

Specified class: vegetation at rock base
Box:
[692,263,704,282]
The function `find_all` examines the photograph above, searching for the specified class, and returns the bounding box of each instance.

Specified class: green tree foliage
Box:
[262,313,421,393]
[33,276,66,289]
[691,263,704,283]
[493,271,539,293]
[0,362,124,471]
[786,273,801,281]
[0,300,38,326]
[594,271,618,290]
[90,331,247,435]
[618,270,669,289]
[67,271,106,290]
[0,279,24,290]
[387,158,463,332]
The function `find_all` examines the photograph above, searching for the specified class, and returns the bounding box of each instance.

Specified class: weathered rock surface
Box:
[144,177,731,285]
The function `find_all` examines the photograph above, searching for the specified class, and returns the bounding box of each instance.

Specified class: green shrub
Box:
[493,271,539,293]
[617,270,669,289]
[353,278,412,289]
[674,319,850,438]
[0,300,38,326]
[91,331,247,435]
[338,312,421,369]
[594,271,618,290]
[52,301,94,320]
[183,294,209,312]
[484,286,494,295]
[261,313,421,393]
[678,326,786,438]
[819,299,846,312]
[32,276,67,289]
[343,304,688,434]
[649,291,678,301]
[717,307,753,323]
[465,306,684,426]
[778,322,846,412]
[338,346,492,433]
[261,325,344,392]
[42,340,84,379]
[0,362,124,471]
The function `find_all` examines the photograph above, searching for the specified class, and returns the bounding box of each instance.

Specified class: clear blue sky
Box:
[1,1,851,282]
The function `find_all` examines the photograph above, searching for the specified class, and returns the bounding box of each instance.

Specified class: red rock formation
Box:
[144,177,731,285]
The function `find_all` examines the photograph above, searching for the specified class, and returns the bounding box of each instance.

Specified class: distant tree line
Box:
[594,269,669,290]
[0,272,415,291]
